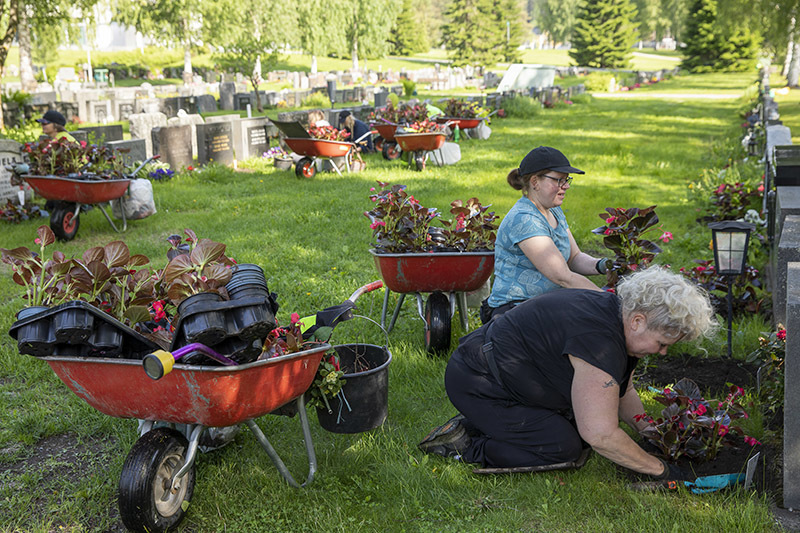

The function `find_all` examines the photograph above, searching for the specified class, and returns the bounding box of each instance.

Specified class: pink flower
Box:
[628,264,638,271]
[744,435,762,446]
[777,329,786,341]
[659,231,673,243]
[694,404,707,416]
[80,140,87,148]
[758,183,764,193]
[604,228,612,235]
[606,217,615,224]
[718,425,729,436]
[633,413,647,422]
[715,184,726,194]
[34,238,41,245]
[370,187,376,191]
[290,312,300,325]
[370,221,386,229]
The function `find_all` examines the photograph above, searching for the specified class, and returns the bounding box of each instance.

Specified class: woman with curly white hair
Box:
[419,266,717,480]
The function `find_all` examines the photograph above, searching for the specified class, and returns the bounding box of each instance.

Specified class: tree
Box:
[390,0,430,55]
[441,0,502,67]
[493,0,527,62]
[681,0,760,73]
[114,0,206,84]
[296,0,347,74]
[344,0,399,73]
[569,0,638,68]
[534,0,580,45]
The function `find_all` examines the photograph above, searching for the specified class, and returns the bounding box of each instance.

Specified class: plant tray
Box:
[8,301,160,359]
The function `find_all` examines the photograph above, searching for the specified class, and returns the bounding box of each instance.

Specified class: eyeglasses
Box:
[541,174,573,188]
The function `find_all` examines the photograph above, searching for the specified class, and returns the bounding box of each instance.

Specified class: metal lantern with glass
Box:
[708,221,754,358]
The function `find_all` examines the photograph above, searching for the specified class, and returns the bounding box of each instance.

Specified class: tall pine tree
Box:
[493,0,528,62]
[390,0,431,55]
[569,0,638,68]
[680,0,718,71]
[441,0,501,66]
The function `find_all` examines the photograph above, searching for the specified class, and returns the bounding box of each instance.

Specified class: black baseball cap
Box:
[338,110,351,127]
[36,110,67,127]
[519,146,585,175]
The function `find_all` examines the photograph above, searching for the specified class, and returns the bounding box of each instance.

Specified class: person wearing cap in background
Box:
[338,111,375,153]
[480,146,611,324]
[37,110,76,143]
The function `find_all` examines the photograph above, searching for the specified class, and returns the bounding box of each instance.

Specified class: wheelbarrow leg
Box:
[387,292,406,334]
[456,292,469,331]
[170,424,203,490]
[98,197,128,233]
[246,394,317,488]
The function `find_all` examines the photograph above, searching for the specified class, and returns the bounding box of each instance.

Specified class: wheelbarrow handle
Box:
[128,155,162,178]
[347,280,383,303]
[142,342,238,380]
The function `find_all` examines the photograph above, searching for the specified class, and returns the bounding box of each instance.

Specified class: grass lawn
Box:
[0,72,780,532]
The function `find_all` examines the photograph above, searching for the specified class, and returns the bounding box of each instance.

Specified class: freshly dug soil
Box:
[635,353,759,399]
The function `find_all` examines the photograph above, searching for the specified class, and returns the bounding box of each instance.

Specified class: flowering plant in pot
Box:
[442,98,487,119]
[364,181,498,254]
[402,120,444,134]
[308,125,350,142]
[635,378,760,463]
[591,206,667,289]
[370,101,428,124]
[23,138,126,179]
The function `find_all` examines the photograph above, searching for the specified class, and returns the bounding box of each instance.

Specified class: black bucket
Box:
[316,343,392,434]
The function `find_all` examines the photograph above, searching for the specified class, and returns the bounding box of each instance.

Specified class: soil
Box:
[632,353,800,531]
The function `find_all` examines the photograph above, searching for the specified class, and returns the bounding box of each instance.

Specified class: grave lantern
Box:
[708,220,754,358]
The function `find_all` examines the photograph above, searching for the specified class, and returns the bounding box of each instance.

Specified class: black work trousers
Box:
[444,356,584,468]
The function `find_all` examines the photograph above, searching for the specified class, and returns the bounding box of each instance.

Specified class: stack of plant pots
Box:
[173,264,279,365]
[9,302,160,359]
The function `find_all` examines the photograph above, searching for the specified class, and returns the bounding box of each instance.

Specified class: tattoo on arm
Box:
[602,378,618,389]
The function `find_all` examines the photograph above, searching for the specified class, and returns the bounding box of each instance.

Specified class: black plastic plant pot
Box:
[316,343,392,434]
[231,304,275,341]
[177,293,228,346]
[15,306,56,357]
[227,284,270,302]
[53,307,95,344]
[88,322,124,357]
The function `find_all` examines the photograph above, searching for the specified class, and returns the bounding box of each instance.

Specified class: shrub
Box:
[401,78,416,97]
[498,95,540,118]
[302,91,331,109]
[583,72,616,92]
[570,93,593,105]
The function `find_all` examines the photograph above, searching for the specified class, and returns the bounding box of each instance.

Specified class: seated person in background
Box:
[307,109,330,128]
[482,146,609,324]
[37,110,76,143]
[339,111,375,153]
[419,267,716,482]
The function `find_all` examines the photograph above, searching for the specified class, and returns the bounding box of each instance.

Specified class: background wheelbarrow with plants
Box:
[271,119,370,178]
[365,182,499,353]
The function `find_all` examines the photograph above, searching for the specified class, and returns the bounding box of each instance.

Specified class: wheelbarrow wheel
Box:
[295,157,316,178]
[425,291,451,354]
[50,203,80,241]
[118,427,195,533]
[374,135,384,152]
[382,141,402,160]
[414,152,426,172]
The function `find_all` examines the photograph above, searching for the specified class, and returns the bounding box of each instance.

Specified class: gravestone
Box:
[80,125,124,144]
[196,122,234,166]
[152,125,193,170]
[70,131,89,143]
[195,94,217,113]
[233,118,271,160]
[204,114,241,124]
[775,216,800,325]
[117,101,136,121]
[220,82,236,110]
[784,262,800,509]
[30,92,57,106]
[234,93,252,110]
[107,139,147,169]
[0,140,27,203]
[129,112,168,158]
[167,113,205,161]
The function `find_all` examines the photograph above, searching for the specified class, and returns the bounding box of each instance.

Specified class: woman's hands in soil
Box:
[651,458,692,481]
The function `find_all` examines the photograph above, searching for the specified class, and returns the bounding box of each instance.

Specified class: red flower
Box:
[290,312,300,325]
[777,329,786,341]
[744,435,761,446]
[694,403,707,416]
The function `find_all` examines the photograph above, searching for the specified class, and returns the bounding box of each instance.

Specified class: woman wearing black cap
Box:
[339,111,374,153]
[37,110,76,143]
[480,146,610,324]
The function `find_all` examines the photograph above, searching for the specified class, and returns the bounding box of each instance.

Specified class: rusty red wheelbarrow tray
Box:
[283,137,356,178]
[393,132,447,171]
[371,121,403,161]
[434,116,485,130]
[370,249,495,353]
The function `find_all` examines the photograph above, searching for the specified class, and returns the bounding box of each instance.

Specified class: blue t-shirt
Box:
[487,196,571,307]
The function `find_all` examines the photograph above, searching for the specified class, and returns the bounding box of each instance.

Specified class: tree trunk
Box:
[352,41,359,73]
[18,8,36,92]
[251,74,263,113]
[0,0,21,130]
[784,18,796,78]
[789,40,800,87]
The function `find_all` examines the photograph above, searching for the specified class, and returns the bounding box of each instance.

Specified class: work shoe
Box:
[418,414,472,459]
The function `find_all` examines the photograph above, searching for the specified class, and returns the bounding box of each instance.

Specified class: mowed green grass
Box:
[0,72,780,532]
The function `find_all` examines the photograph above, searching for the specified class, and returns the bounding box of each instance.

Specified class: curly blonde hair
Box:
[616,266,718,341]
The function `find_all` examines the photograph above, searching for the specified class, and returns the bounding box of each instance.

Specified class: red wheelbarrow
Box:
[283,137,357,178]
[394,132,447,171]
[371,121,402,161]
[19,156,158,241]
[370,250,494,353]
[435,116,487,140]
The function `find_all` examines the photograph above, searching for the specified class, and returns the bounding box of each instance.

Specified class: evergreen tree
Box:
[535,0,581,45]
[680,0,718,71]
[441,0,501,67]
[390,0,430,55]
[493,0,528,62]
[569,0,639,68]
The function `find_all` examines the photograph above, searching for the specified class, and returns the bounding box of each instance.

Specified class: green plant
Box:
[745,327,785,415]
[370,101,428,124]
[302,91,332,109]
[583,71,616,92]
[0,225,72,306]
[401,78,416,96]
[365,181,498,253]
[23,138,126,178]
[499,95,541,118]
[679,259,766,318]
[162,229,235,304]
[443,98,485,118]
[591,206,665,289]
[637,378,759,462]
[308,125,350,141]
